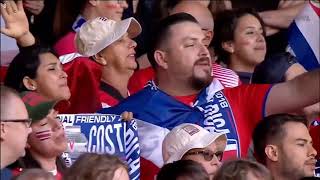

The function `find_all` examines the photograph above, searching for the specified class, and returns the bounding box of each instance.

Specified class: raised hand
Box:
[1,0,29,39]
[0,0,34,47]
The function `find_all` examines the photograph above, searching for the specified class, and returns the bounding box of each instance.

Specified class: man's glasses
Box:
[1,119,32,128]
[185,149,224,162]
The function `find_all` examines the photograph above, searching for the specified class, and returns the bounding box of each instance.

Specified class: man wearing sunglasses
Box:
[0,86,32,177]
[162,123,227,179]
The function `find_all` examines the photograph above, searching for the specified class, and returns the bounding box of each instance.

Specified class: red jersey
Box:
[54,32,102,113]
[175,84,271,157]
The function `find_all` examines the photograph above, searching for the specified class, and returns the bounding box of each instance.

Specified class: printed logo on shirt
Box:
[58,114,140,180]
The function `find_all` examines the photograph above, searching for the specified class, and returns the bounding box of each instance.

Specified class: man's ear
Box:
[154,50,168,69]
[23,77,37,91]
[206,30,213,44]
[222,41,234,54]
[88,0,99,6]
[93,53,107,66]
[1,122,6,141]
[265,144,279,162]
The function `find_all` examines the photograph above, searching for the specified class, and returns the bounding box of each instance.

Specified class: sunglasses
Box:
[185,149,224,162]
[1,118,32,128]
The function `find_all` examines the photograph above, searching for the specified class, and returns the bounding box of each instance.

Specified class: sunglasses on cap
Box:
[185,149,224,162]
[1,118,32,128]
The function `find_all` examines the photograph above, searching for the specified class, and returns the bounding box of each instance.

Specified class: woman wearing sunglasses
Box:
[162,123,227,179]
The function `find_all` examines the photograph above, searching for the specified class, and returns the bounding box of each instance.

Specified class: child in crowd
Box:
[157,160,209,180]
[213,159,272,180]
[14,168,55,180]
[64,153,129,180]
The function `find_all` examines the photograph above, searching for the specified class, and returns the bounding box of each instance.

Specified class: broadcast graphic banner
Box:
[58,114,140,180]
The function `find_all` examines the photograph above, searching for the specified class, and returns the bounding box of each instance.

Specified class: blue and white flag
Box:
[99,80,241,167]
[58,114,140,180]
[287,0,320,70]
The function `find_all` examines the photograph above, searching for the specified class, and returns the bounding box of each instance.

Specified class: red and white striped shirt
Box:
[212,63,241,88]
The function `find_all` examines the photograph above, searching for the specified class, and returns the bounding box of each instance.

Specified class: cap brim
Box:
[106,17,142,43]
[88,17,142,57]
[29,101,56,122]
[128,17,142,38]
[20,91,58,123]
[165,132,227,164]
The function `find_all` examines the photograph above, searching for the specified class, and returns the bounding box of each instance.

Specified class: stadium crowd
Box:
[1,0,319,180]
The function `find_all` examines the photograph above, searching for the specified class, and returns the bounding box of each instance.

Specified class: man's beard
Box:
[278,148,307,180]
[190,57,213,91]
[190,75,212,91]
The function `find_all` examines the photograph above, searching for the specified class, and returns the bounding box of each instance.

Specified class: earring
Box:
[31,86,36,90]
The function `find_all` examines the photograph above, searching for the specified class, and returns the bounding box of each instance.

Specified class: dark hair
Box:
[213,159,273,180]
[13,150,67,176]
[64,153,128,180]
[208,1,230,19]
[152,0,182,23]
[252,114,308,165]
[157,160,209,180]
[53,0,87,39]
[4,44,58,92]
[147,13,198,69]
[251,52,298,84]
[135,0,182,57]
[212,8,266,65]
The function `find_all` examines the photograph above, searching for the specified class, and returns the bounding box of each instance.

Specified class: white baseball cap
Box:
[162,123,227,164]
[75,17,142,57]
